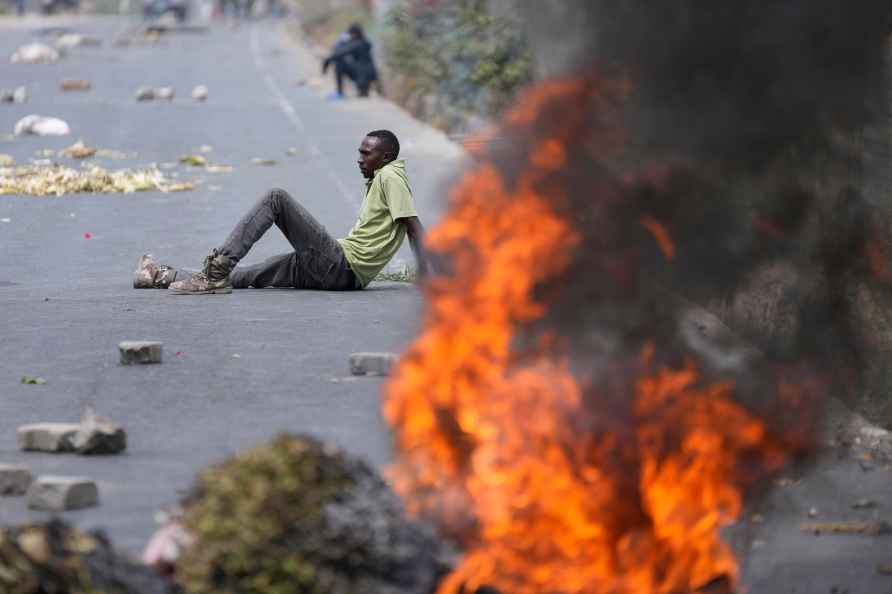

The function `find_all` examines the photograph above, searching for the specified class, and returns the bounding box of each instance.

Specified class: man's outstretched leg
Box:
[165,188,353,294]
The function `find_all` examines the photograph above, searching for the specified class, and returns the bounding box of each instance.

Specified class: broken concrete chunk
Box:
[14,115,71,137]
[27,477,98,511]
[191,85,208,102]
[119,340,163,364]
[17,423,80,453]
[60,79,91,91]
[348,352,398,376]
[10,43,60,64]
[73,414,126,455]
[0,464,33,496]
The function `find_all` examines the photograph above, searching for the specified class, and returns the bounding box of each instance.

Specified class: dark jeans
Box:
[182,189,360,290]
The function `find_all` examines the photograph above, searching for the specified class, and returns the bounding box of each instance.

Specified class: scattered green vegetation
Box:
[20,375,46,385]
[176,434,358,594]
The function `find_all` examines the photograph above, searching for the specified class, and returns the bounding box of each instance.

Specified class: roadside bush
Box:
[382,0,532,130]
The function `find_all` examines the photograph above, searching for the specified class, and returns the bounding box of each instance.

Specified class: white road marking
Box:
[250,27,358,208]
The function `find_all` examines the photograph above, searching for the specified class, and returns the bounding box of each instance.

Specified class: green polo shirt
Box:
[338,160,417,287]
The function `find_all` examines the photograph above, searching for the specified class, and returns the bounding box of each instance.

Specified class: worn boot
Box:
[168,249,233,295]
[133,254,177,289]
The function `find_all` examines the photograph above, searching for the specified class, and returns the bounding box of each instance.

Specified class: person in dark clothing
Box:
[322,23,381,98]
[324,31,353,100]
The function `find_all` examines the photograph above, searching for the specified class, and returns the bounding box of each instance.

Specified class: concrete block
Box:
[27,476,98,511]
[17,423,79,452]
[349,352,398,376]
[119,340,163,365]
[0,464,33,496]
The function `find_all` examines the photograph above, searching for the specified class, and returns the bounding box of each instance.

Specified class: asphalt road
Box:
[1,13,892,594]
[0,14,462,553]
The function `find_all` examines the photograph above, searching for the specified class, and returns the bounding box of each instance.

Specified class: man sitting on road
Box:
[134,129,429,294]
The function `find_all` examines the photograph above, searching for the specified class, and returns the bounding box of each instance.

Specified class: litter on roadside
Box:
[852,498,879,509]
[54,34,101,50]
[0,163,194,196]
[800,521,892,536]
[1,87,27,103]
[191,85,208,102]
[10,43,60,64]
[155,87,174,101]
[251,158,278,166]
[14,115,70,137]
[179,154,207,166]
[60,79,91,92]
[135,86,174,101]
[59,140,97,159]
[20,375,47,385]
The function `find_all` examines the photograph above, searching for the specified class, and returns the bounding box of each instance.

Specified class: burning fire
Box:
[385,77,818,594]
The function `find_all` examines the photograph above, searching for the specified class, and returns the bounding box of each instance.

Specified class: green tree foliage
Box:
[383,0,532,119]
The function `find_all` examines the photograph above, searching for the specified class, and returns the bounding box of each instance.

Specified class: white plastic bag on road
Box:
[55,34,102,50]
[14,115,71,136]
[191,85,208,101]
[10,43,60,64]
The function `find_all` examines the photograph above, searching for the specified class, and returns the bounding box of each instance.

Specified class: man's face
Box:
[357,136,389,179]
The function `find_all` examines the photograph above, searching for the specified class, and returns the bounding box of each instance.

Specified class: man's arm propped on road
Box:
[401,216,431,280]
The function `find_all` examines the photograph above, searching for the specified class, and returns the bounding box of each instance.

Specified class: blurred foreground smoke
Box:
[516,0,892,422]
[0,520,173,594]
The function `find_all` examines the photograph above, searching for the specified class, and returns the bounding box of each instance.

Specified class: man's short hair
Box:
[366,129,400,160]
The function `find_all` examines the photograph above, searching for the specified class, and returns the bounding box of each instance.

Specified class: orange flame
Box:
[640,216,676,261]
[385,77,807,594]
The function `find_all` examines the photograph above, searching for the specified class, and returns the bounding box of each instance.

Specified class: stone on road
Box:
[27,477,99,511]
[119,340,163,364]
[17,423,80,453]
[0,464,33,496]
[349,352,398,376]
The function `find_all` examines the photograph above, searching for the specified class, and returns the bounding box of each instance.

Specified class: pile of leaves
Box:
[0,519,173,594]
[176,433,453,594]
[0,163,193,196]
